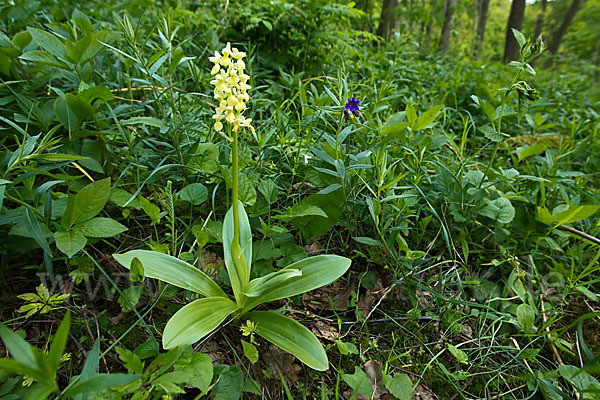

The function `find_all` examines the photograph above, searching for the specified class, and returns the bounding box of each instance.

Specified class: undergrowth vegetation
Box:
[0,0,599,399]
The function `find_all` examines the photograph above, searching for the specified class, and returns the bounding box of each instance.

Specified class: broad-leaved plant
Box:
[114,43,351,371]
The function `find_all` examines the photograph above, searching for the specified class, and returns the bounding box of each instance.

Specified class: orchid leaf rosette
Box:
[113,43,351,371]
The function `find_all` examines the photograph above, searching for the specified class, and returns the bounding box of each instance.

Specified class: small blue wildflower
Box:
[344,96,360,120]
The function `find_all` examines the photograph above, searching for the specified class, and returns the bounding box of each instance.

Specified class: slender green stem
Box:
[232,127,240,246]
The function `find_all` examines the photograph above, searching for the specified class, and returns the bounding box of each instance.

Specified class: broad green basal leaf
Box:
[245,311,328,371]
[242,269,302,298]
[223,201,252,302]
[242,255,351,311]
[163,297,238,349]
[113,250,226,298]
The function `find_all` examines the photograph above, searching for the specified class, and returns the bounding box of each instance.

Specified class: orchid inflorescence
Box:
[209,42,254,133]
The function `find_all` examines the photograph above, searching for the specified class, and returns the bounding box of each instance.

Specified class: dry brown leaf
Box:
[264,344,302,384]
[201,340,227,363]
[364,360,388,399]
[197,251,223,280]
[413,383,435,399]
[357,278,386,317]
[311,320,339,342]
[304,240,322,256]
[292,182,317,191]
[302,280,351,311]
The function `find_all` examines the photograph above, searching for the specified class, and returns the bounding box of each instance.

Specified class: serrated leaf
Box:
[115,347,144,374]
[480,197,515,224]
[479,125,506,142]
[511,28,527,49]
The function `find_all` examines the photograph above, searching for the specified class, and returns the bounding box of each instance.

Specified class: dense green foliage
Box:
[0,0,599,399]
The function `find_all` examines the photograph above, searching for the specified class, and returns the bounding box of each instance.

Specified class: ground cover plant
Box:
[0,0,599,399]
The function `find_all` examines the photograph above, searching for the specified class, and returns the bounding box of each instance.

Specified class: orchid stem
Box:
[232,126,240,247]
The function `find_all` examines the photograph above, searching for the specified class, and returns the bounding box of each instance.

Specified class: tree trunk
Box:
[377,0,399,40]
[425,0,439,49]
[534,0,547,40]
[470,0,478,55]
[418,0,426,44]
[503,0,526,63]
[439,0,457,53]
[475,0,490,53]
[408,0,415,33]
[545,0,583,66]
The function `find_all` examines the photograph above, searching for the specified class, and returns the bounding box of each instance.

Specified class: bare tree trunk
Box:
[475,0,490,53]
[470,0,478,55]
[534,0,547,40]
[408,0,415,33]
[503,0,526,63]
[418,0,426,44]
[439,0,457,53]
[425,0,439,49]
[545,0,583,67]
[377,0,400,40]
